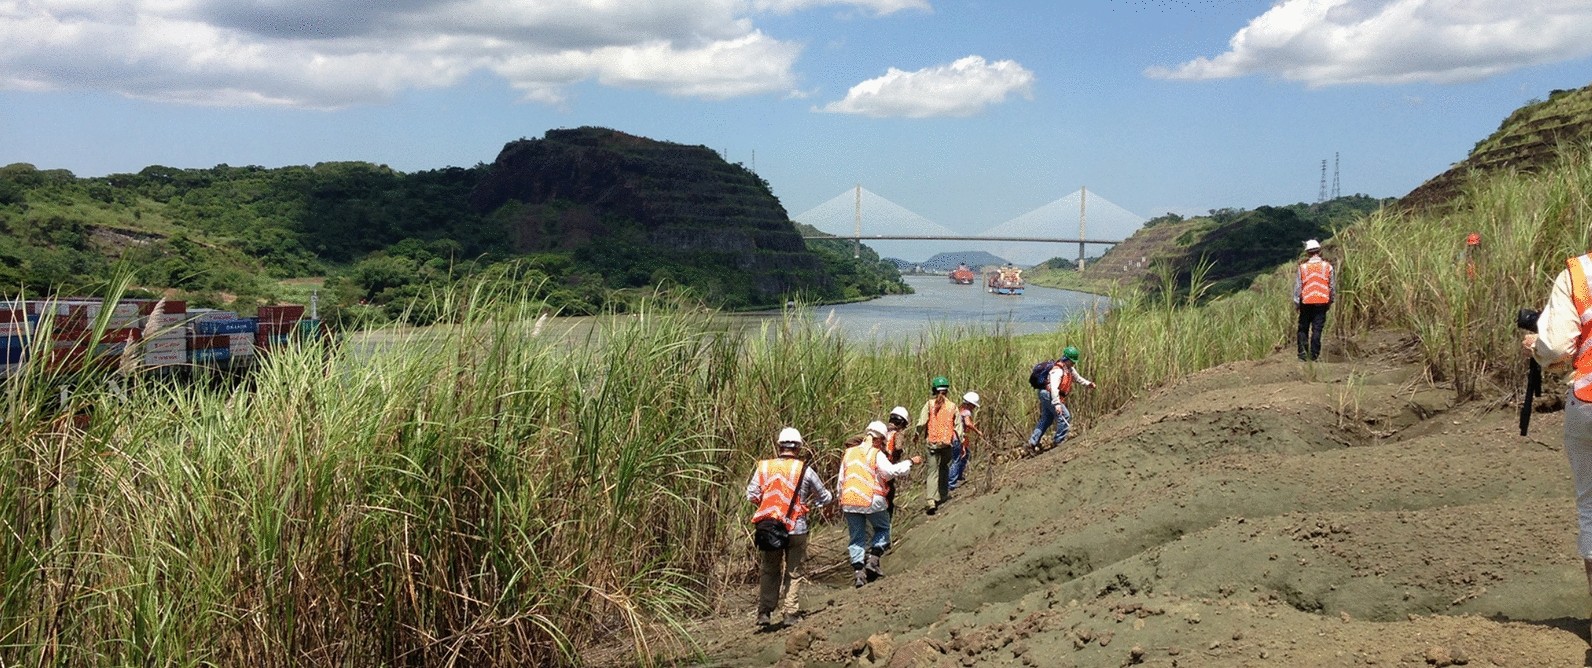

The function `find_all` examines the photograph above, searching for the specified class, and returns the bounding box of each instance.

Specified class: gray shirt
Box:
[745,458,833,535]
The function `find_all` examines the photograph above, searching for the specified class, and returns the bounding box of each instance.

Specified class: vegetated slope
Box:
[1403,82,1592,212]
[1079,196,1389,297]
[0,127,903,319]
[674,334,1587,667]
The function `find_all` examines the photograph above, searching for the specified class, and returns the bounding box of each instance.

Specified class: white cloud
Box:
[1146,0,1592,86]
[0,0,915,108]
[817,56,1034,118]
[753,0,930,15]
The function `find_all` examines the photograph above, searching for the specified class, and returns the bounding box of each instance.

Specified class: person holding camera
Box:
[1523,254,1592,601]
[745,427,833,627]
[1294,239,1336,361]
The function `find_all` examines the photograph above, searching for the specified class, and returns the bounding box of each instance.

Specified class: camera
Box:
[1517,309,1541,332]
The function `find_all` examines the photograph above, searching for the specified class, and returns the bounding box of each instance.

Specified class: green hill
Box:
[0,127,904,322]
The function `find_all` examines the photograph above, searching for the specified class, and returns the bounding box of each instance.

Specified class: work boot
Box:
[756,612,772,626]
[852,564,867,588]
[865,552,884,581]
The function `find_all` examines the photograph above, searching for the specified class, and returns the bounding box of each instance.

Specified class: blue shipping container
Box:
[194,319,258,335]
[0,336,25,364]
[189,348,232,363]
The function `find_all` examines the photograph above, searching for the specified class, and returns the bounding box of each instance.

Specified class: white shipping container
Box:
[143,351,186,366]
[143,337,186,353]
[0,362,22,377]
[227,333,254,354]
[189,310,239,322]
[0,322,30,337]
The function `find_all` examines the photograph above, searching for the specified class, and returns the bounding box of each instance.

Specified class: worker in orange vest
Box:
[1525,251,1592,608]
[838,421,923,587]
[917,376,956,515]
[948,391,984,490]
[1463,232,1481,279]
[883,406,911,515]
[1293,239,1336,361]
[745,427,833,627]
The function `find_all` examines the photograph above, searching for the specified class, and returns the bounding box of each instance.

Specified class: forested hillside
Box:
[0,127,904,323]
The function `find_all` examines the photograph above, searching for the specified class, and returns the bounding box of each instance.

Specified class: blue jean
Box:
[844,510,892,565]
[1028,389,1071,447]
[948,437,968,489]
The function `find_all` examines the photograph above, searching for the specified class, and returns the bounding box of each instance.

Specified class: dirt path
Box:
[634,331,1591,667]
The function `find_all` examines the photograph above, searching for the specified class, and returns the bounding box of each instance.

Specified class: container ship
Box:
[948,263,977,285]
[985,266,1025,295]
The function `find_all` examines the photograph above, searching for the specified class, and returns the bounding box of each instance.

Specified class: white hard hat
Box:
[1303,239,1321,252]
[777,427,803,447]
[962,391,980,407]
[865,421,888,437]
[889,406,909,422]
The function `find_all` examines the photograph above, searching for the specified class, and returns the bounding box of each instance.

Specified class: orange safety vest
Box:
[925,398,955,445]
[750,458,808,529]
[838,444,885,508]
[1058,366,1074,396]
[1299,260,1333,305]
[1567,254,1592,403]
[883,430,901,461]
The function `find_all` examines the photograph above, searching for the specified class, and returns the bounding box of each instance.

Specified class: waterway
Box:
[744,275,1107,343]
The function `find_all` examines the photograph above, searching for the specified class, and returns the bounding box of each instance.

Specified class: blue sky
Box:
[2,0,1590,239]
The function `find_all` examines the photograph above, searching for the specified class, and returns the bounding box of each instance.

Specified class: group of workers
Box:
[745,348,1104,628]
[743,378,989,627]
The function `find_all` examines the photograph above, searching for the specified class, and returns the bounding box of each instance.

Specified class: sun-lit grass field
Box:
[0,145,1586,666]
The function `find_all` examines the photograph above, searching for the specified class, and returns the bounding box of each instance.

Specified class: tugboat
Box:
[948,263,976,285]
[986,265,1025,295]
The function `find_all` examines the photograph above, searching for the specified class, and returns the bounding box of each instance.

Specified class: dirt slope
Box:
[644,331,1590,667]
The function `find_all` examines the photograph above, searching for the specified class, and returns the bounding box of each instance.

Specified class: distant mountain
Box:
[919,251,1010,272]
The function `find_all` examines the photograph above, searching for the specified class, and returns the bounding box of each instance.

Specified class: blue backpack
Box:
[1028,360,1055,389]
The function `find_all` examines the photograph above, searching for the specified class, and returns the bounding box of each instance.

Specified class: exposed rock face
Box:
[471,127,831,305]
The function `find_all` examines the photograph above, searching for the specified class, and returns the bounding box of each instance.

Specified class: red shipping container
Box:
[136,300,187,315]
[258,305,305,324]
[189,335,230,350]
[53,327,141,344]
[0,310,22,324]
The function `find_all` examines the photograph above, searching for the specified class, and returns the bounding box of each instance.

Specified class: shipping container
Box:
[194,319,258,335]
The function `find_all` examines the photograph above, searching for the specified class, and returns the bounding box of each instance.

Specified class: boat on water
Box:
[986,265,1024,295]
[948,263,976,285]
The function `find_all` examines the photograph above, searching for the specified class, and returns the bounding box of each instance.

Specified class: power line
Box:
[1331,152,1340,199]
[1318,159,1328,203]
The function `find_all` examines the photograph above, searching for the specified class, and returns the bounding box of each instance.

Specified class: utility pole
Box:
[1331,152,1341,199]
[1078,186,1087,271]
[1318,159,1328,203]
[853,183,862,259]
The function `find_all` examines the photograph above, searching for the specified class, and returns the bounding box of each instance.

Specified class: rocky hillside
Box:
[1402,83,1592,211]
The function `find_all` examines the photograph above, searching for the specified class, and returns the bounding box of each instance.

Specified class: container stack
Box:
[139,300,188,368]
[188,310,241,365]
[256,305,306,352]
[0,306,32,377]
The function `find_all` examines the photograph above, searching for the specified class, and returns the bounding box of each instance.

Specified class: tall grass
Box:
[3,143,1584,665]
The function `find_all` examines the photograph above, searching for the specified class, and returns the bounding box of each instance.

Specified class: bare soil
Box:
[627,330,1592,667]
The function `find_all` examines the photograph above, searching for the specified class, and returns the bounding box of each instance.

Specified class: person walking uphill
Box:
[883,406,911,514]
[1027,347,1096,456]
[1524,252,1592,619]
[918,376,956,515]
[948,392,983,490]
[1294,239,1337,361]
[746,427,833,628]
[839,421,922,587]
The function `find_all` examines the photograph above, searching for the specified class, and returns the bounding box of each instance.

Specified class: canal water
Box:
[755,275,1107,343]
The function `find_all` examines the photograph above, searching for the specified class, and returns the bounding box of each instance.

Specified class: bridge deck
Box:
[801,235,1121,244]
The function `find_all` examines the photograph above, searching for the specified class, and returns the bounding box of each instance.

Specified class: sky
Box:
[3,0,1591,247]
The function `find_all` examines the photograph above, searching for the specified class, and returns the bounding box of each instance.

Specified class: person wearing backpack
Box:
[745,427,833,627]
[1026,347,1096,456]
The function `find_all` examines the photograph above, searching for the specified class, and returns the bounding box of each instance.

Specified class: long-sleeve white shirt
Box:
[1046,362,1093,407]
[1534,268,1580,377]
[838,448,914,514]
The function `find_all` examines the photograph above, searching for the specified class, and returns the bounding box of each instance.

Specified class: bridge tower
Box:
[853,183,862,259]
[1078,186,1087,271]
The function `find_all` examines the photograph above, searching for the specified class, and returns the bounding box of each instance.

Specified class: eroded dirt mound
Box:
[652,332,1588,667]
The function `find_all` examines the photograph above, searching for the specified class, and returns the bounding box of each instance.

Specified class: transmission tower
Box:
[1318,159,1328,203]
[1331,152,1340,199]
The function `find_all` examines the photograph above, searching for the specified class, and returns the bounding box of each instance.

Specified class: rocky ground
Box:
[618,331,1592,667]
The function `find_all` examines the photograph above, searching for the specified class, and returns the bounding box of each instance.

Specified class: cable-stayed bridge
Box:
[791,186,1143,266]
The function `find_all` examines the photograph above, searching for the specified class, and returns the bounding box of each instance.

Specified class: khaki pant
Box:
[757,533,809,617]
[925,444,952,508]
